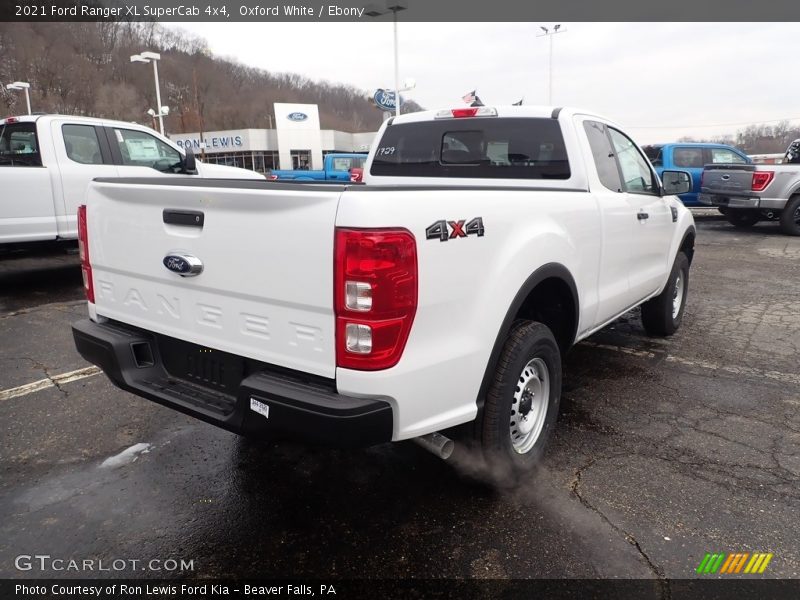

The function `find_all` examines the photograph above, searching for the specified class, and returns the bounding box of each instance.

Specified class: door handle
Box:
[637,212,649,221]
[163,209,204,227]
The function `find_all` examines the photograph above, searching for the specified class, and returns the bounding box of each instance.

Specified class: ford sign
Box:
[287,112,308,122]
[163,253,203,277]
[373,89,399,112]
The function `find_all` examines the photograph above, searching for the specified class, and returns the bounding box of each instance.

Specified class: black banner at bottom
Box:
[4,579,800,600]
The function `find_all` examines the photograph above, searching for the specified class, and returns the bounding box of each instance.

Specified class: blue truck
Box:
[268,152,367,181]
[642,143,751,207]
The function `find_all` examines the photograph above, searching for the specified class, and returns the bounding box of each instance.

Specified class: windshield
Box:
[0,122,42,166]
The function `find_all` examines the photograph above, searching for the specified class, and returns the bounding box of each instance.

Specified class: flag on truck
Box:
[512,98,524,106]
[462,90,476,104]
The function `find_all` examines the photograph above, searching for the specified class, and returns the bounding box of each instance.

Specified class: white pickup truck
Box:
[72,106,696,475]
[0,114,262,247]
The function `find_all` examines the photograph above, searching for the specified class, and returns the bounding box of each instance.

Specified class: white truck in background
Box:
[0,114,263,248]
[72,106,696,477]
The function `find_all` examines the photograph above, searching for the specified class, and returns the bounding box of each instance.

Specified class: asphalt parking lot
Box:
[1,211,798,581]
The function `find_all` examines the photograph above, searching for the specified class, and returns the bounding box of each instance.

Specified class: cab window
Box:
[63,124,104,165]
[332,157,353,171]
[583,121,622,193]
[710,148,746,164]
[608,128,658,195]
[112,128,182,172]
[673,147,704,168]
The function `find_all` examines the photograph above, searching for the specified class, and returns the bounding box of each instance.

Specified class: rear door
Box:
[51,119,118,238]
[581,119,636,324]
[607,127,673,300]
[87,180,343,378]
[0,121,57,243]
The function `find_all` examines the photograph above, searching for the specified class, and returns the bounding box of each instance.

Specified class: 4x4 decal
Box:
[425,218,485,242]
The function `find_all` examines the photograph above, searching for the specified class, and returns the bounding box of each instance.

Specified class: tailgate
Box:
[86,178,343,378]
[701,163,756,195]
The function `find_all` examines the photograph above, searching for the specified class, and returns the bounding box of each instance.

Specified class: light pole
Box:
[131,51,166,134]
[365,0,408,117]
[536,24,567,105]
[6,82,31,115]
[147,106,170,131]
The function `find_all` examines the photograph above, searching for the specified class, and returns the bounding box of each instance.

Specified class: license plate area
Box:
[158,336,245,396]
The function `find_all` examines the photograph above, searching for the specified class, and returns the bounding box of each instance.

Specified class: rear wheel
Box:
[641,252,689,336]
[725,209,760,228]
[779,195,800,236]
[480,321,561,479]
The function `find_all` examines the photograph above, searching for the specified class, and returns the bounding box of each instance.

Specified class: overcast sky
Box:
[166,22,798,144]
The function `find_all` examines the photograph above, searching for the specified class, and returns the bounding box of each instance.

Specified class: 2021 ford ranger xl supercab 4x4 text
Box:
[72,106,696,475]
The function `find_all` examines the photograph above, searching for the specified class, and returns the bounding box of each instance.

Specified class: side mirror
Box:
[181,147,198,175]
[662,170,691,195]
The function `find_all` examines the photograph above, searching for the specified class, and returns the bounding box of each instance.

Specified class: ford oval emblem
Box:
[163,253,203,277]
[287,112,308,122]
[373,89,398,112]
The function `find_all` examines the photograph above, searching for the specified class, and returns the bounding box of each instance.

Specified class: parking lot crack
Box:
[1,356,71,399]
[570,458,670,596]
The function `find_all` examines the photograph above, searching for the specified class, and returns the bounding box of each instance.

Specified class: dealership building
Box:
[168,103,377,173]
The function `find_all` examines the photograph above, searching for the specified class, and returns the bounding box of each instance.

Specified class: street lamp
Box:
[365,0,408,117]
[131,51,166,134]
[536,24,567,105]
[146,106,170,131]
[6,82,31,115]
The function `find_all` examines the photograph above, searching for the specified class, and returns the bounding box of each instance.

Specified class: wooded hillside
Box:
[0,22,417,133]
[679,122,800,155]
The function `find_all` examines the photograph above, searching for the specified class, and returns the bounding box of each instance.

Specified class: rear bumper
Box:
[698,193,786,210]
[71,318,393,447]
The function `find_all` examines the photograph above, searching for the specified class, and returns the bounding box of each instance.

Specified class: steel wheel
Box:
[510,357,550,454]
[672,272,684,319]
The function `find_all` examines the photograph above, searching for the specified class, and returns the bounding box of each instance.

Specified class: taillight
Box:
[268,174,278,180]
[77,205,95,303]
[334,228,417,370]
[752,171,774,192]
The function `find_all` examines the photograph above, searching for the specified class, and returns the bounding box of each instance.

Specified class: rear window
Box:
[370,118,570,179]
[0,122,42,167]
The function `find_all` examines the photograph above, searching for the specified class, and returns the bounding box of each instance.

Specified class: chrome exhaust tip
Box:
[413,432,455,460]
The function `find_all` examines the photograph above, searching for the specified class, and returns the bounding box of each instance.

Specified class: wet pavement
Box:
[1,212,798,581]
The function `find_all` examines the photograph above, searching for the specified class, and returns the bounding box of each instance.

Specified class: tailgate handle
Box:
[163,209,204,227]
[637,212,649,221]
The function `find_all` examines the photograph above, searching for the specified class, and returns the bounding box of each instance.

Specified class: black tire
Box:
[480,321,562,479]
[779,195,800,236]
[641,252,689,336]
[725,209,760,228]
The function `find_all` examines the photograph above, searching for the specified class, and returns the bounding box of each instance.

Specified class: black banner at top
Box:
[1,0,800,22]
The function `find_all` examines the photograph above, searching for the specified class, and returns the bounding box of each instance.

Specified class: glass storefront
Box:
[200,151,278,174]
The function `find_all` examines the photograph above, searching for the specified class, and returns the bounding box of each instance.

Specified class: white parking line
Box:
[581,341,800,387]
[0,366,101,401]
[663,354,800,387]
